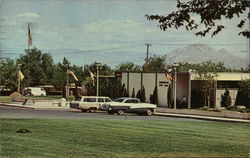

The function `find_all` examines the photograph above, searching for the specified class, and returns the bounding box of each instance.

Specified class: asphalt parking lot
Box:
[0,105,208,121]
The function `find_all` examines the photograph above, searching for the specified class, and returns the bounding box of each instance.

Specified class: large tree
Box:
[144,55,167,72]
[146,0,250,38]
[18,47,54,87]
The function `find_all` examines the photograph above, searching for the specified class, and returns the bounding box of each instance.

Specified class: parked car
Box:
[101,97,157,116]
[70,96,112,112]
[24,87,46,96]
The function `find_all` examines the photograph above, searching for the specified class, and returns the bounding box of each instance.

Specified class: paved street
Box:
[0,105,207,121]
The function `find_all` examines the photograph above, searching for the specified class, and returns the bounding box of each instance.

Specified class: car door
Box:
[82,97,97,109]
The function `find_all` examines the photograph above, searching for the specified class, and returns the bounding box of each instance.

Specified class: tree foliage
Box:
[150,86,158,105]
[116,62,141,71]
[221,89,232,108]
[0,57,17,91]
[18,47,54,87]
[146,0,250,38]
[144,55,167,72]
[235,79,250,108]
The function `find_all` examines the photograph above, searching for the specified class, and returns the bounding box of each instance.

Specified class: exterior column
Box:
[188,73,191,109]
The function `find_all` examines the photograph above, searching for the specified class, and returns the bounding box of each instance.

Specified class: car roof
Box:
[116,97,139,100]
[80,96,110,98]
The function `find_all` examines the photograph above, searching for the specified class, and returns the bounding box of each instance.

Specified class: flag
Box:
[18,70,25,81]
[66,69,78,81]
[87,69,95,86]
[28,24,32,46]
[166,73,174,81]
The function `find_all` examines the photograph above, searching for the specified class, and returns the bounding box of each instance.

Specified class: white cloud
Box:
[17,12,41,19]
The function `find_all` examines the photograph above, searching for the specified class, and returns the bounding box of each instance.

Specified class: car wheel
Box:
[146,109,152,116]
[108,111,114,115]
[117,109,125,115]
[81,109,87,112]
[89,108,96,113]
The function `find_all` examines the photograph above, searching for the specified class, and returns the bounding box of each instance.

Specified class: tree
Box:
[116,62,141,71]
[131,88,135,98]
[143,55,167,72]
[193,61,221,107]
[0,57,17,92]
[177,61,228,72]
[235,79,250,108]
[146,0,250,38]
[136,90,141,100]
[150,86,158,105]
[221,89,232,108]
[141,86,146,102]
[18,47,54,87]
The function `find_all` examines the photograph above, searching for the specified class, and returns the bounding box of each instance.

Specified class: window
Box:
[83,98,96,102]
[105,98,112,102]
[74,97,82,101]
[125,99,132,103]
[132,99,139,103]
[114,98,124,102]
[98,98,104,102]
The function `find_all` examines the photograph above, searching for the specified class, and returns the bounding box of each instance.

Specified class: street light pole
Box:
[66,64,69,99]
[173,63,179,109]
[95,63,101,97]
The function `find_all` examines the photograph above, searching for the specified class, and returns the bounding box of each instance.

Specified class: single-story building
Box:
[120,71,249,108]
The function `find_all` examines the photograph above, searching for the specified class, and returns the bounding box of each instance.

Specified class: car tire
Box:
[117,109,125,115]
[108,111,114,115]
[89,108,96,113]
[146,109,152,116]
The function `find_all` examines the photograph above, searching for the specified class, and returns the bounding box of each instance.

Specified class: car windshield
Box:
[113,98,124,102]
[74,97,82,101]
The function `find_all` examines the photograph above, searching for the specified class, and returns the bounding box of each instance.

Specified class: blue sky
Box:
[0,0,248,67]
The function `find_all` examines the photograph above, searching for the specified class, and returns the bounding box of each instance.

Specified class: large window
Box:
[83,98,96,102]
[98,98,104,102]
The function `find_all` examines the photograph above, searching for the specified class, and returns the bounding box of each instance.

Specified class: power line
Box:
[154,42,248,46]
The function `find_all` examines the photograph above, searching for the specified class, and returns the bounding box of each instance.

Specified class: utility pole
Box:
[145,43,152,71]
[95,63,101,97]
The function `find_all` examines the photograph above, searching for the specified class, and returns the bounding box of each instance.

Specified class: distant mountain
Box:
[166,44,246,69]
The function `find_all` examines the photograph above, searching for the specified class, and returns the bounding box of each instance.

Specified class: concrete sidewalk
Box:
[156,108,250,123]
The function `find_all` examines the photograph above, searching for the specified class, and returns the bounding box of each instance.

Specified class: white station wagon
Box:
[70,96,112,112]
[101,97,157,116]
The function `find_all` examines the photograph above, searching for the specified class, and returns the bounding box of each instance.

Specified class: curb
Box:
[0,103,35,109]
[154,112,250,123]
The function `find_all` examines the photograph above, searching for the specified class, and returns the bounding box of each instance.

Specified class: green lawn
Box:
[0,119,249,158]
[0,95,75,102]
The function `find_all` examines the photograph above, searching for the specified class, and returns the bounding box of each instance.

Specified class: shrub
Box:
[221,89,232,108]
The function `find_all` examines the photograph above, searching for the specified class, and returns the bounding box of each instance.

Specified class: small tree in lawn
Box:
[221,89,232,108]
[131,88,135,98]
[150,86,158,105]
[141,86,146,102]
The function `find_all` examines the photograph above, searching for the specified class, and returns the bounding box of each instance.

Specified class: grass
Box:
[0,96,12,102]
[1,119,250,158]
